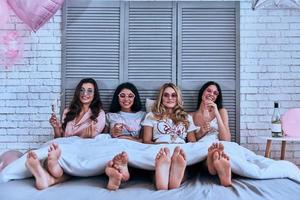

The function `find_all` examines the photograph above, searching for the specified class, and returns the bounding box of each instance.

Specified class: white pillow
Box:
[145,98,156,112]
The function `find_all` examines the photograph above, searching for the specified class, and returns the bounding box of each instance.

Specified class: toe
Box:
[219,143,224,150]
[164,147,170,157]
[173,146,180,154]
[107,160,114,167]
[180,149,186,160]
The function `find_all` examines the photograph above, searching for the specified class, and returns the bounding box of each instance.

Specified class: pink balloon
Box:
[7,0,64,32]
[0,150,23,171]
[282,108,300,137]
[0,31,23,69]
[0,0,10,28]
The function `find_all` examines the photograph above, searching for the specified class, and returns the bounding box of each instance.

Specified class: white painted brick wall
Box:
[240,1,300,166]
[0,10,62,153]
[0,1,300,168]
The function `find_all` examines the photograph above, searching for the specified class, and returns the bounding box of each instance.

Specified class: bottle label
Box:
[271,123,282,132]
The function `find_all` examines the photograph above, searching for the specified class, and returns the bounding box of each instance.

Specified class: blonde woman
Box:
[142,83,198,190]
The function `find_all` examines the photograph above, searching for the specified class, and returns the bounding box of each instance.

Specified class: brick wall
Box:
[1,1,300,166]
[0,11,62,152]
[240,1,300,166]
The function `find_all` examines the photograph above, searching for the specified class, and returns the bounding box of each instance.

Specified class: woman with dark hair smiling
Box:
[104,82,145,141]
[51,78,105,138]
[190,81,231,187]
[25,78,106,190]
[104,82,146,190]
[191,81,230,141]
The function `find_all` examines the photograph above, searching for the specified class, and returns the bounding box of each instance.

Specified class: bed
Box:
[1,136,300,200]
[1,173,300,200]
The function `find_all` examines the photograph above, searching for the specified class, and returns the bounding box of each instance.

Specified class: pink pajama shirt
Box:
[62,108,105,138]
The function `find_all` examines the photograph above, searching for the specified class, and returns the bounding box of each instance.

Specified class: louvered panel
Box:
[100,89,115,112]
[65,6,121,79]
[181,90,198,112]
[126,4,175,83]
[63,1,239,142]
[223,90,237,142]
[182,89,237,142]
[65,89,75,108]
[180,6,236,81]
[138,90,158,111]
[178,2,239,142]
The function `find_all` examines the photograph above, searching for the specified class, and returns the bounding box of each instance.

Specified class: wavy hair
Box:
[62,78,103,131]
[109,82,142,113]
[152,83,189,129]
[196,81,223,110]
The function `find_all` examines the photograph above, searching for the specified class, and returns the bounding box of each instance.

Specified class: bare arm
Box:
[187,131,197,142]
[143,126,155,144]
[118,126,144,142]
[216,108,231,141]
[54,127,63,138]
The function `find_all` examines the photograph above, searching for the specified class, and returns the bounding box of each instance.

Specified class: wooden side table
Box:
[263,136,300,160]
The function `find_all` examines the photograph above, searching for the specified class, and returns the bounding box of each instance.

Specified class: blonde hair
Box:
[151,83,189,129]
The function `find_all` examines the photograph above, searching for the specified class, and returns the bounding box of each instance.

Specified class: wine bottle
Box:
[271,101,282,137]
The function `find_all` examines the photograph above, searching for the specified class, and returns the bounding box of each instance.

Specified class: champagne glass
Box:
[51,92,63,116]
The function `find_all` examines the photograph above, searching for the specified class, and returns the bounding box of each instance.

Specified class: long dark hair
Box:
[109,82,142,113]
[196,81,223,110]
[62,78,103,131]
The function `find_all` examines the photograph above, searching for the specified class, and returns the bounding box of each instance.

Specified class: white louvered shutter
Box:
[178,2,239,141]
[124,1,176,108]
[63,0,124,111]
[63,1,239,142]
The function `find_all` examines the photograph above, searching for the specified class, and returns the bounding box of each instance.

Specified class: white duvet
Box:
[1,134,300,183]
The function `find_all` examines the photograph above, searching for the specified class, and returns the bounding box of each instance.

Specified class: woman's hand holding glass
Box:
[49,113,60,128]
[111,123,124,138]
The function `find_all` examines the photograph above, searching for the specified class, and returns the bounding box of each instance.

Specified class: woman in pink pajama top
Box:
[26,78,106,190]
[49,78,105,138]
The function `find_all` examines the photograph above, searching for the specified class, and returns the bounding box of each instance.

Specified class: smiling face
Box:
[79,83,95,106]
[202,85,219,102]
[162,87,178,110]
[118,88,135,112]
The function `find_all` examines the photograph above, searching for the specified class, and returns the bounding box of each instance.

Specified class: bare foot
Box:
[155,147,171,190]
[169,146,187,189]
[47,143,63,178]
[207,143,224,175]
[112,152,130,181]
[25,151,55,190]
[213,151,232,187]
[105,160,122,190]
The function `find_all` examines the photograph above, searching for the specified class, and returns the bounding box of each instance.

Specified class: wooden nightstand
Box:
[262,136,300,160]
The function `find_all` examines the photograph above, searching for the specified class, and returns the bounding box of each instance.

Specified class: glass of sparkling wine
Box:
[51,93,63,118]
